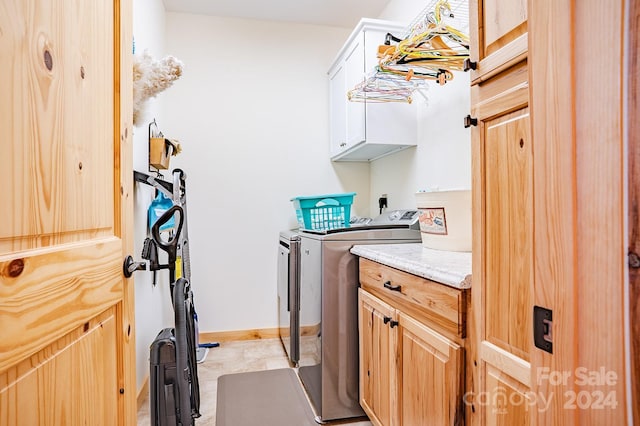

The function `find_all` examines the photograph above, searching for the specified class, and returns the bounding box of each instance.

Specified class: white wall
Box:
[132,0,174,392]
[161,13,365,333]
[372,0,472,212]
[130,1,470,380]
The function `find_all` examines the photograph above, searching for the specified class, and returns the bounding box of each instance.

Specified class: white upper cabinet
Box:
[328,19,418,162]
[329,63,347,154]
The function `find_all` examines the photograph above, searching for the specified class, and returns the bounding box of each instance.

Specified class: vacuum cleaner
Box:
[148,206,201,425]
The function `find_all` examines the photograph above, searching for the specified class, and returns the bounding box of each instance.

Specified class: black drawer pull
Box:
[383,316,391,324]
[389,320,399,328]
[383,281,402,292]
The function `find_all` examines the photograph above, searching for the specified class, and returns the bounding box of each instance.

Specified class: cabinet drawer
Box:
[358,258,468,338]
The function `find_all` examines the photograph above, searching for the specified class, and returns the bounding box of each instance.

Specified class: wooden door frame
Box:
[114,0,135,423]
[529,0,629,423]
[528,0,577,422]
[627,0,639,422]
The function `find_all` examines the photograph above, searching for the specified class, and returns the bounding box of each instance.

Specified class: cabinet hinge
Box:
[464,115,478,128]
[463,58,477,72]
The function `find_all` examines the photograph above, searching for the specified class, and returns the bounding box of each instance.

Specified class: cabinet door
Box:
[344,32,366,148]
[329,62,347,156]
[358,289,397,426]
[328,21,418,161]
[470,62,532,424]
[399,312,463,426]
[469,0,527,83]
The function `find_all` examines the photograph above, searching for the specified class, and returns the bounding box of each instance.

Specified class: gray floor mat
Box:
[216,368,316,426]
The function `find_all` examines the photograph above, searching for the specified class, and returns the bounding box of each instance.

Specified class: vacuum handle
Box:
[151,205,184,255]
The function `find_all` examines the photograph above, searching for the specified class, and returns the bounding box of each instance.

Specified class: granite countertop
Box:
[350,243,472,289]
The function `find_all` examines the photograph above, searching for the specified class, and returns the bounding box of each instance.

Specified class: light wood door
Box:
[358,289,397,426]
[398,312,463,426]
[470,62,532,424]
[0,0,134,424]
[629,0,640,420]
[469,0,527,83]
[528,0,629,423]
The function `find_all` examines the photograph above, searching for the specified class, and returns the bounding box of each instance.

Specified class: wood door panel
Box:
[0,238,122,372]
[480,342,530,389]
[483,107,532,361]
[485,364,531,426]
[482,0,527,57]
[0,0,115,253]
[469,0,528,84]
[399,313,463,426]
[0,307,118,425]
[471,62,532,424]
[358,289,396,426]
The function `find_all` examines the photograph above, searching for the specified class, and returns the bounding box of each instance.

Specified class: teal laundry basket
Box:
[291,192,356,231]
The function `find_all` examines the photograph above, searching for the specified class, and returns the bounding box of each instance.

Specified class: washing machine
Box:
[291,209,421,422]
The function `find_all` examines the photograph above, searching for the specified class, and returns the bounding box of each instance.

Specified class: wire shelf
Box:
[347,0,470,103]
[403,0,469,40]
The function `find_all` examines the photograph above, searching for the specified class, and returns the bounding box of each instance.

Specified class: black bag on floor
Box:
[150,277,201,426]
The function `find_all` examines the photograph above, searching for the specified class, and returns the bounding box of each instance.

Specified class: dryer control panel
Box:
[369,209,420,227]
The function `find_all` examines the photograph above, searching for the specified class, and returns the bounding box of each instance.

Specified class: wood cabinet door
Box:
[470,62,532,425]
[398,312,463,426]
[358,289,397,426]
[0,0,134,424]
[469,0,527,83]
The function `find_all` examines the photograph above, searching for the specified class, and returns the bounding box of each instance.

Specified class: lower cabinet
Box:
[359,289,397,425]
[358,288,464,426]
[399,312,463,425]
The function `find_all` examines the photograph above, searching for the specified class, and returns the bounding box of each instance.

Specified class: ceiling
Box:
[162,0,391,28]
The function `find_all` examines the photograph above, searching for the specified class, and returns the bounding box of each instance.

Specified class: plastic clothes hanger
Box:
[347,67,430,103]
[345,0,468,101]
[377,0,469,83]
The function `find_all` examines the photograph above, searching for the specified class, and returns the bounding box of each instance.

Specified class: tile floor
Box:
[136,338,372,425]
